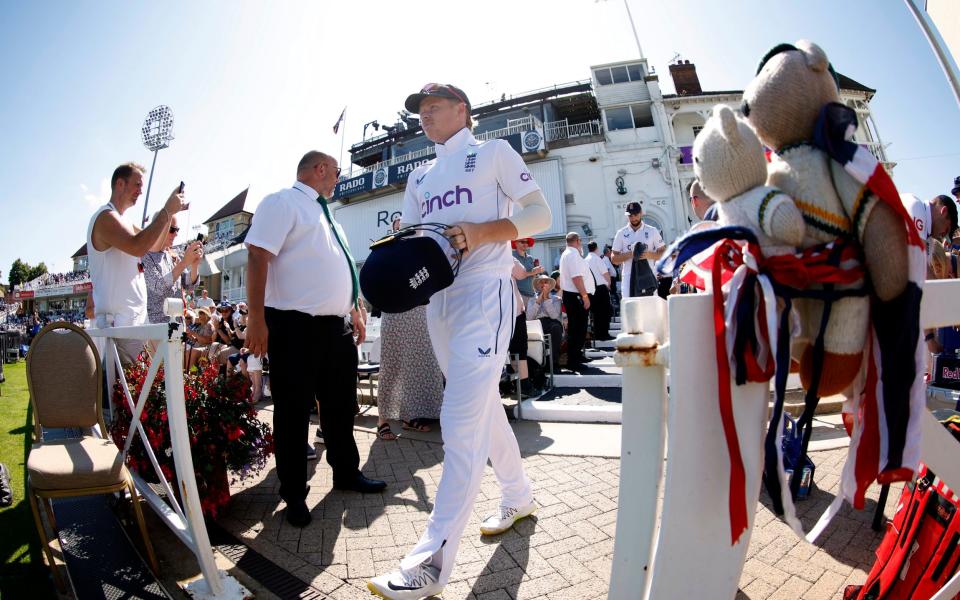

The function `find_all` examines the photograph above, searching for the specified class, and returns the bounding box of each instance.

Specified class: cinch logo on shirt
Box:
[421,186,473,218]
[520,172,531,182]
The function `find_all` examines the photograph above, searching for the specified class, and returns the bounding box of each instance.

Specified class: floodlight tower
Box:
[139,105,175,227]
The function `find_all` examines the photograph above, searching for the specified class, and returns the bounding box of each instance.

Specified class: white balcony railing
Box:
[544,119,603,142]
[352,116,542,177]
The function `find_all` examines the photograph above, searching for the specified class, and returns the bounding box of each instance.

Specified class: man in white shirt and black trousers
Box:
[559,232,595,370]
[585,240,612,341]
[245,150,386,528]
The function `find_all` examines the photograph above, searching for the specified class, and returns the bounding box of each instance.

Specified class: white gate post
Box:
[646,293,768,599]
[609,297,670,600]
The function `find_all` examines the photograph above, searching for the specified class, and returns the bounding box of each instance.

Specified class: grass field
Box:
[0,361,55,598]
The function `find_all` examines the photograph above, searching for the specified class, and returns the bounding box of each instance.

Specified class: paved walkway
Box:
[208,413,895,600]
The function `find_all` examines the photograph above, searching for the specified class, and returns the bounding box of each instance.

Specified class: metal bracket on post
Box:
[608,296,669,600]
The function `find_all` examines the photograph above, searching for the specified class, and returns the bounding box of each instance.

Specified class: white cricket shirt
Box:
[612,221,664,288]
[401,128,541,276]
[902,193,931,242]
[245,181,354,317]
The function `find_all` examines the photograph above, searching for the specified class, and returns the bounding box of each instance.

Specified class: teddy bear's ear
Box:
[716,105,740,144]
[795,39,829,73]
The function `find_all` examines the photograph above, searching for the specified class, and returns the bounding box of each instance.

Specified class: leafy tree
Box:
[27,262,48,282]
[8,259,30,287]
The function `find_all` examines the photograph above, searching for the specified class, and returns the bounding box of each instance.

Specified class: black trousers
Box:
[562,291,588,363]
[538,317,564,369]
[265,307,360,502]
[590,285,612,339]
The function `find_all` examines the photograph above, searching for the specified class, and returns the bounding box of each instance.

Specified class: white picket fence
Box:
[610,279,960,600]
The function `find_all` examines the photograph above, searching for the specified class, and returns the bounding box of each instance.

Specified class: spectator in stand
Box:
[585,241,612,341]
[184,307,215,369]
[526,274,563,373]
[511,238,544,302]
[689,179,718,222]
[142,213,203,325]
[559,232,594,370]
[214,301,242,358]
[182,309,198,369]
[195,289,216,311]
[507,257,537,398]
[925,240,960,372]
[87,162,188,363]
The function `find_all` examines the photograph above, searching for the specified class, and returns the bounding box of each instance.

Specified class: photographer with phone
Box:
[87,162,189,363]
[142,211,203,325]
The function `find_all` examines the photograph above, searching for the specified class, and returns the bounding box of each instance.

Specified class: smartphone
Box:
[533,258,540,267]
[178,181,185,194]
[196,232,205,243]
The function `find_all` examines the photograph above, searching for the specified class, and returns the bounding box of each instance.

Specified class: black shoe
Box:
[520,381,541,399]
[285,500,312,527]
[333,473,387,493]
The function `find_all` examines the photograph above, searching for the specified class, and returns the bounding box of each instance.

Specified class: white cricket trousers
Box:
[400,271,533,584]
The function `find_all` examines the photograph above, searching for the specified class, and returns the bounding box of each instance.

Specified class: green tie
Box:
[317,195,359,309]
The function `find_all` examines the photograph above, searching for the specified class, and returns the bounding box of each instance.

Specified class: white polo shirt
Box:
[401,127,541,276]
[902,193,931,242]
[612,221,664,289]
[245,181,354,317]
[585,252,609,288]
[196,296,216,310]
[602,255,617,279]
[558,246,595,295]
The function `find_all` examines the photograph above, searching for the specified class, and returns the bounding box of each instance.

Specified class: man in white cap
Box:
[367,83,551,599]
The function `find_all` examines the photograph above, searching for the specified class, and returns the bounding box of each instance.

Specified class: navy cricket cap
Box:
[405,83,471,114]
[359,225,462,313]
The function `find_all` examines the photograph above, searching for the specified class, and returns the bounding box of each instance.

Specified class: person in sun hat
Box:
[511,237,543,300]
[367,83,552,600]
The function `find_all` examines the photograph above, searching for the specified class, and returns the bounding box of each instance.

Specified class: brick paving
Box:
[218,428,895,599]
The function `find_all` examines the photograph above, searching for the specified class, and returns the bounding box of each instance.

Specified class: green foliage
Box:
[26,263,48,282]
[0,363,55,598]
[7,259,48,288]
[7,259,30,288]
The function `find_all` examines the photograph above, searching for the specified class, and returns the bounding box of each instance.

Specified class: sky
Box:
[1,0,958,280]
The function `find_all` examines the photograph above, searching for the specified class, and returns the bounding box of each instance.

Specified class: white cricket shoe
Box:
[479,500,538,535]
[367,561,442,599]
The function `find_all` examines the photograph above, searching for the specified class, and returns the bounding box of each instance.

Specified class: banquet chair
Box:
[25,322,158,589]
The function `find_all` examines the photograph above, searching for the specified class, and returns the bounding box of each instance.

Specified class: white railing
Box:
[544,119,603,142]
[609,280,960,599]
[353,116,542,177]
[88,312,248,599]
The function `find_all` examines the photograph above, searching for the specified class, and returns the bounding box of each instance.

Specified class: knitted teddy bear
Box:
[741,40,908,396]
[693,104,805,257]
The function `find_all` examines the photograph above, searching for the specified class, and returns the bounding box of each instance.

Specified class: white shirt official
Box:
[612,221,664,291]
[559,246,595,295]
[585,252,609,288]
[602,255,617,279]
[245,181,354,317]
